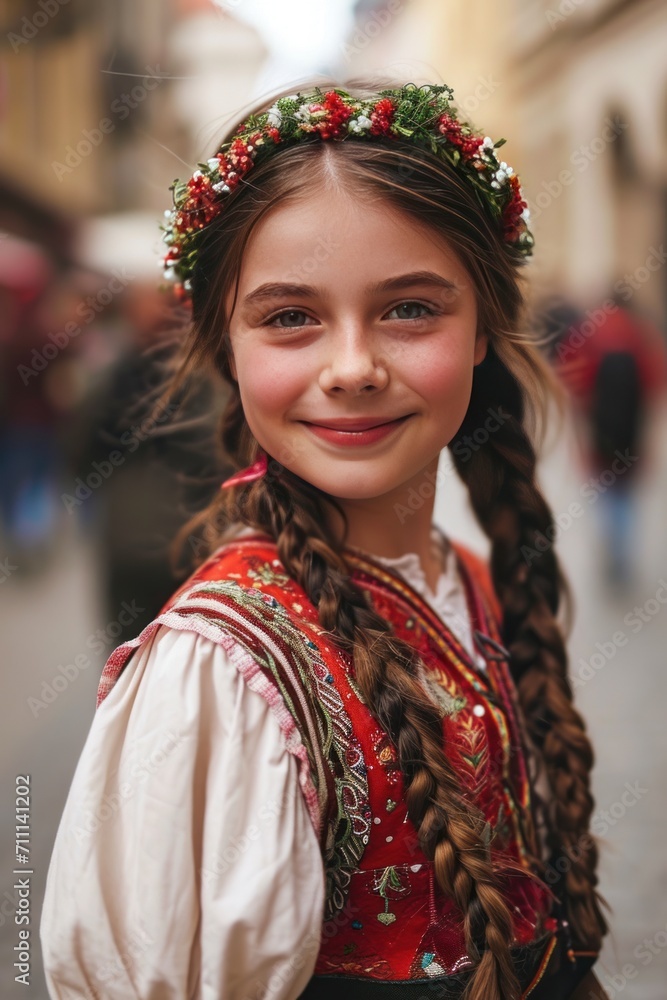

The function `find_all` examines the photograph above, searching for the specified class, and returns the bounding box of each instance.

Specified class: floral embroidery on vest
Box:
[96,533,559,988]
[171,575,373,921]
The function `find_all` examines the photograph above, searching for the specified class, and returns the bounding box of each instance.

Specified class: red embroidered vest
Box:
[96,531,582,996]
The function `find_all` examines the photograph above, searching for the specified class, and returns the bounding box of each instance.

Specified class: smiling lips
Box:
[299,414,413,446]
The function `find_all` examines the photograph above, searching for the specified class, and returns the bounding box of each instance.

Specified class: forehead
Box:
[235,186,469,290]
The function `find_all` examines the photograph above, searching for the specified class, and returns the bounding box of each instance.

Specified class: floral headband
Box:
[161,83,533,302]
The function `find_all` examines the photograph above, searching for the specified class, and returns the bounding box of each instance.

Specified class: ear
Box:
[229,353,237,382]
[473,329,488,367]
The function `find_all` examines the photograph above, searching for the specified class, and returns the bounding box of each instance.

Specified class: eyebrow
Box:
[242,270,460,307]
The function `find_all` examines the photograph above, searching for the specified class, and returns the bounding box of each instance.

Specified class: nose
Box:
[318,324,389,394]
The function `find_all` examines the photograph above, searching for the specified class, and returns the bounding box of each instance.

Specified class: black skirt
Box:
[297,926,597,999]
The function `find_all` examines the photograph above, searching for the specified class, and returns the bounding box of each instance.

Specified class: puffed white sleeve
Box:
[40,625,326,1000]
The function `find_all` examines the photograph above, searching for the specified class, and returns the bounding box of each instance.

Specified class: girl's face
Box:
[226,185,487,504]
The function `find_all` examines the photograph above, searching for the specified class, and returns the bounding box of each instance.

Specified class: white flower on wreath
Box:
[294,103,314,122]
[490,161,514,188]
[266,104,282,128]
[348,114,372,133]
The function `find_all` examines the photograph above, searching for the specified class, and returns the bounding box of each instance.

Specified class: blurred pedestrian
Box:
[0,237,65,569]
[554,293,667,590]
[63,279,229,641]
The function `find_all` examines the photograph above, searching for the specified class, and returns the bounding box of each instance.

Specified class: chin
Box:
[301,467,408,502]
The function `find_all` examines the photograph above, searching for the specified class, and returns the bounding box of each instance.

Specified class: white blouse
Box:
[39,527,489,999]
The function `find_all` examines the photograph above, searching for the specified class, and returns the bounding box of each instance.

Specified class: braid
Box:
[226,465,526,1000]
[154,84,613,990]
[450,341,610,951]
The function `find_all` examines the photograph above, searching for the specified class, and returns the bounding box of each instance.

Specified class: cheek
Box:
[403,339,475,408]
[235,351,306,421]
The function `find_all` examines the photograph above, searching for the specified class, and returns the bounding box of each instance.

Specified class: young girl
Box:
[40,80,610,999]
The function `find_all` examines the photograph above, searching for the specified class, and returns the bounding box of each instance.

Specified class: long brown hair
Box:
[155,77,610,999]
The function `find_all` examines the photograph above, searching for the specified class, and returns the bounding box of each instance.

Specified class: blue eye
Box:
[266,310,312,329]
[264,300,435,330]
[386,301,434,321]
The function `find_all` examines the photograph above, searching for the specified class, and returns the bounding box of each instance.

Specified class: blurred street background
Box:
[1,0,667,997]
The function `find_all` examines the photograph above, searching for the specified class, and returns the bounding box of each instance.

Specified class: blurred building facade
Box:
[511,0,667,324]
[343,0,667,327]
[1,0,171,214]
[0,0,268,587]
[167,0,267,160]
[0,0,268,223]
